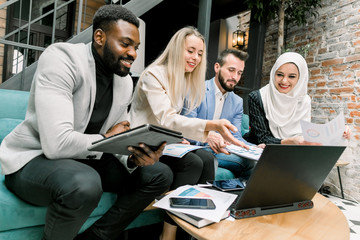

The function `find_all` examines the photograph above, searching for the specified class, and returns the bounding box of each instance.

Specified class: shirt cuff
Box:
[115,154,138,173]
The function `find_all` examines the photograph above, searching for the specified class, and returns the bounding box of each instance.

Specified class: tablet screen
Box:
[210,179,245,191]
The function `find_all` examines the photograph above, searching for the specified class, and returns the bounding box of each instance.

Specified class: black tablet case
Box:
[88,124,183,155]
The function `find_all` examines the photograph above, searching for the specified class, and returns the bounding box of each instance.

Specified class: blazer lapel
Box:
[220,93,233,119]
[206,78,216,119]
[87,43,97,130]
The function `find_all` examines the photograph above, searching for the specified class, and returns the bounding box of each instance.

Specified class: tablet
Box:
[207,179,245,192]
[88,124,183,155]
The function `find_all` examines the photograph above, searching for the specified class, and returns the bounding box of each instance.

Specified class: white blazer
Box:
[0,42,133,175]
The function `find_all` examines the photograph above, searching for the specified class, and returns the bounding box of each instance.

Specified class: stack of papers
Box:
[153,185,237,223]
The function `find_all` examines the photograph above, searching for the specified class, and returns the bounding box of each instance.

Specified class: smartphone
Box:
[208,178,245,192]
[169,197,216,209]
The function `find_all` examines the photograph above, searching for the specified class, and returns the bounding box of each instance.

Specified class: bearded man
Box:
[182,49,258,180]
[0,5,172,240]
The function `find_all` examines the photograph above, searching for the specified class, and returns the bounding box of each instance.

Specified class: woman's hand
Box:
[128,142,166,167]
[103,121,131,138]
[257,143,266,149]
[281,136,305,145]
[343,126,351,140]
[205,119,249,150]
[180,138,190,145]
[281,136,321,145]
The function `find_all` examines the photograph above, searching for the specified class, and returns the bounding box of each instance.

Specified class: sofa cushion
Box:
[0,171,117,232]
[241,114,250,136]
[0,118,23,143]
[0,89,29,119]
[215,167,235,180]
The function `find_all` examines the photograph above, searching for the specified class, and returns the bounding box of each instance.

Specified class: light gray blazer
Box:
[0,42,133,175]
[129,65,208,142]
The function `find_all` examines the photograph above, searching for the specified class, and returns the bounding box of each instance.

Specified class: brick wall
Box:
[262,0,360,201]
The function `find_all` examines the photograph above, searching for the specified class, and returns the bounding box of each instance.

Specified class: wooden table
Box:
[169,193,349,240]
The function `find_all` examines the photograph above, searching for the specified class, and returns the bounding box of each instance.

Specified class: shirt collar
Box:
[214,82,228,99]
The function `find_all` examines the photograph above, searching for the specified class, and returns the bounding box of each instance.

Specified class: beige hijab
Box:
[260,52,311,139]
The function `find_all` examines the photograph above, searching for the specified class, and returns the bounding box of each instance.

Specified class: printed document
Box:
[226,144,263,161]
[163,144,204,158]
[300,112,346,146]
[153,185,237,222]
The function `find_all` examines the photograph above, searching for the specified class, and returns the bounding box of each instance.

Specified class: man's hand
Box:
[127,142,166,167]
[103,121,130,138]
[206,131,229,154]
[206,119,249,150]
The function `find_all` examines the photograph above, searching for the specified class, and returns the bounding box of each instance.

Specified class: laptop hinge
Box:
[230,200,313,219]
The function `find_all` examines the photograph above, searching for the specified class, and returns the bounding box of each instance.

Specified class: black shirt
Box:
[84,45,113,134]
[247,90,282,145]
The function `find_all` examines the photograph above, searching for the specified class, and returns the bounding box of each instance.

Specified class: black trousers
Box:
[5,154,173,240]
[160,149,215,189]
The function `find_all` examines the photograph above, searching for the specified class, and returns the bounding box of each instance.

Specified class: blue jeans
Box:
[204,148,256,180]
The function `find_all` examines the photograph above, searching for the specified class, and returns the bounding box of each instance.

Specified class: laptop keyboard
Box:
[228,190,243,209]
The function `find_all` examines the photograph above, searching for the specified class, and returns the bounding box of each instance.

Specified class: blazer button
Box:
[86,155,96,159]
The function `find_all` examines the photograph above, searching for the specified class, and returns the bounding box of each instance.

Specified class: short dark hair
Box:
[217,49,249,66]
[92,5,139,35]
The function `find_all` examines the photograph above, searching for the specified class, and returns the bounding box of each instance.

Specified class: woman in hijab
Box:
[248,52,350,145]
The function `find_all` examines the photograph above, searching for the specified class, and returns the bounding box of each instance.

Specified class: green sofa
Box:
[0,89,238,239]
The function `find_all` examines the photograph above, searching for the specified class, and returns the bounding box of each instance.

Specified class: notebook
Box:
[229,144,346,219]
[88,124,183,155]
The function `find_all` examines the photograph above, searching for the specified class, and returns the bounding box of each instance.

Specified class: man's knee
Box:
[146,163,173,190]
[59,170,103,209]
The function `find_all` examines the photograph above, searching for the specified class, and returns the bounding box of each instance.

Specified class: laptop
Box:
[229,144,346,219]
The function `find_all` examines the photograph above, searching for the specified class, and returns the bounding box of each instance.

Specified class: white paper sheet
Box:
[300,112,346,146]
[163,144,204,158]
[153,185,237,222]
[225,144,263,161]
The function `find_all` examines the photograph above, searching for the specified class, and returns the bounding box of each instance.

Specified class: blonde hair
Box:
[146,26,207,112]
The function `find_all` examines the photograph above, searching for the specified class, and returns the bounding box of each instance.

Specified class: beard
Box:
[218,69,236,92]
[102,41,133,77]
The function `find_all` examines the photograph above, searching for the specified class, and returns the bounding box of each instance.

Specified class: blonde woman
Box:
[129,26,245,147]
[129,27,246,240]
